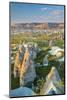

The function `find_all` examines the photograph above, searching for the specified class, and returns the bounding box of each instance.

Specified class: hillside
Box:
[11,23,64,33]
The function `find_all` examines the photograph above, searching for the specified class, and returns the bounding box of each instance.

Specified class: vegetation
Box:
[10,31,65,94]
[11,74,20,90]
[55,39,64,47]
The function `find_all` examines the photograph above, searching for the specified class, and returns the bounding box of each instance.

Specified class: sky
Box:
[10,2,64,23]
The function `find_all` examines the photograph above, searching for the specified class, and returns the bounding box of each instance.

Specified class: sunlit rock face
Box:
[20,44,36,85]
[41,67,64,95]
[56,51,63,58]
[14,43,36,86]
[10,87,36,97]
[46,67,61,82]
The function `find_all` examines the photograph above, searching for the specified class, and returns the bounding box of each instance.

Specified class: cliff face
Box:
[14,43,36,86]
[11,23,64,33]
[40,67,64,95]
[46,67,61,82]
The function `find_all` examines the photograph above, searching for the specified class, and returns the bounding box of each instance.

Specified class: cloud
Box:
[33,15,44,19]
[41,7,48,11]
[33,9,64,23]
[50,10,64,15]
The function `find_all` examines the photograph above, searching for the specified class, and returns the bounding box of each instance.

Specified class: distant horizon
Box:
[10,2,64,24]
[11,22,64,25]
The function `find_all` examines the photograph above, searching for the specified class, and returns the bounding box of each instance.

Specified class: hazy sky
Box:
[10,2,64,23]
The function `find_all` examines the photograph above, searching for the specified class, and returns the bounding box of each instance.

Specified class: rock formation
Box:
[41,67,64,95]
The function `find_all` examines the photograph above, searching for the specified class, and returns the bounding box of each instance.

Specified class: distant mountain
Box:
[11,22,64,33]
